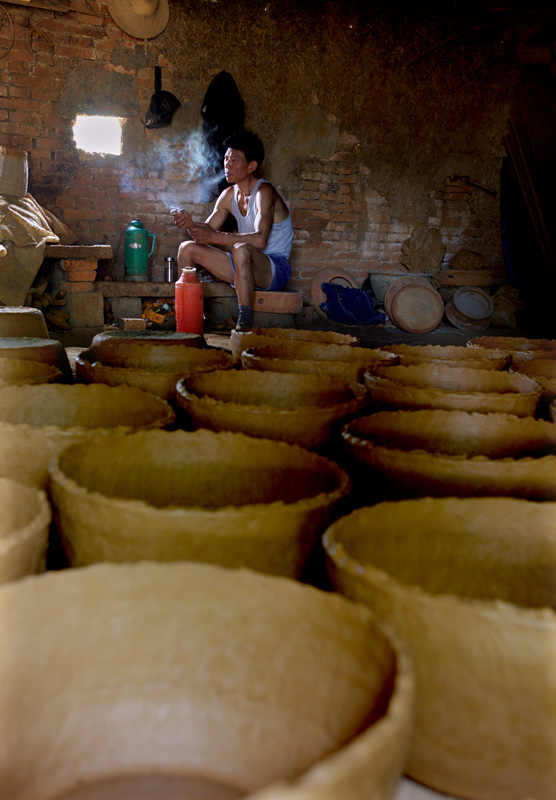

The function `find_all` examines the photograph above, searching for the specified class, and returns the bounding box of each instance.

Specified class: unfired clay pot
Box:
[76,345,237,402]
[0,356,63,385]
[50,428,351,577]
[323,496,556,800]
[467,335,556,364]
[341,408,556,501]
[0,476,50,584]
[0,560,414,800]
[378,343,511,370]
[176,369,368,451]
[0,383,175,488]
[364,362,542,416]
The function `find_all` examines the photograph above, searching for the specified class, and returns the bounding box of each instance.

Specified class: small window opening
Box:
[73,115,124,155]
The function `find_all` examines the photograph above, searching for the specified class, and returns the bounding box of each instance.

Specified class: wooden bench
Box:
[96,280,304,329]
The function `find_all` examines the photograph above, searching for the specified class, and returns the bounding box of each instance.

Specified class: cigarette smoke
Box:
[120,125,227,210]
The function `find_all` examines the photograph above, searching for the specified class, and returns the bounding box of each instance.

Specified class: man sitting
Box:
[173,130,293,331]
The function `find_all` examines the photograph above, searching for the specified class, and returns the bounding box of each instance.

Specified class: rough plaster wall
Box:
[1,0,555,299]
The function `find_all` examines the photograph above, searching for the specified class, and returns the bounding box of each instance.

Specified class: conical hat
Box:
[107,0,169,39]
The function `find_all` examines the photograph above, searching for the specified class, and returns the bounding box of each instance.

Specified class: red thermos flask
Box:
[175,268,204,335]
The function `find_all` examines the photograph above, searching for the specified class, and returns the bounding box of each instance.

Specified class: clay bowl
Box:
[368,270,413,303]
[76,345,237,402]
[90,329,207,360]
[364,363,542,416]
[0,356,63,385]
[0,383,175,489]
[341,408,556,501]
[0,306,49,339]
[50,428,351,577]
[467,335,556,365]
[323,496,556,800]
[0,476,51,584]
[231,326,359,355]
[231,329,358,358]
[0,560,414,800]
[0,336,72,380]
[176,369,368,451]
[241,344,399,382]
[378,343,511,370]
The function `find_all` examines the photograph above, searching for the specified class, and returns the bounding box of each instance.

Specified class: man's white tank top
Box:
[232,179,293,259]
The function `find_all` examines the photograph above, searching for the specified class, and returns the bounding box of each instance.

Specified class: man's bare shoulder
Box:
[216,185,235,209]
[255,180,289,220]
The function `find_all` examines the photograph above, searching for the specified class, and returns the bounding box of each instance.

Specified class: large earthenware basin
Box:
[341,408,556,501]
[378,343,511,370]
[0,356,63,385]
[241,344,398,382]
[0,476,50,584]
[364,363,542,416]
[231,335,369,361]
[230,327,358,357]
[0,306,49,339]
[0,336,72,380]
[76,345,237,402]
[323,496,556,800]
[0,560,414,800]
[0,383,175,488]
[467,335,556,364]
[50,428,351,577]
[176,369,368,451]
[91,329,207,354]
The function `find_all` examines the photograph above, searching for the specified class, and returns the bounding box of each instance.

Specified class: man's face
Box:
[224,148,257,184]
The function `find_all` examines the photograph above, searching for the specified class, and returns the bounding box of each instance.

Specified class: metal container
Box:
[164,256,175,283]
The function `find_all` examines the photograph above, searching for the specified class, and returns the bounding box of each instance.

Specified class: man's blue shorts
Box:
[226,252,291,292]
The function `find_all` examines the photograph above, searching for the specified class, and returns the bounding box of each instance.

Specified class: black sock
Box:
[237,305,253,328]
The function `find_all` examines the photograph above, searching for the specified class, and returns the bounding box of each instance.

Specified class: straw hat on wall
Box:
[107,0,169,39]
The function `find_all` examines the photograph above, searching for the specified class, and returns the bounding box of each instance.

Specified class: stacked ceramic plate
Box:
[383,276,444,334]
[0,560,414,800]
[324,496,556,800]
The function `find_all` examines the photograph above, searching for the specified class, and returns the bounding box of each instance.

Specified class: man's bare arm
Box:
[189,184,276,249]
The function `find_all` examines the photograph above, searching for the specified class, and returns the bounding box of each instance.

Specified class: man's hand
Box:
[188,222,217,245]
[172,208,193,229]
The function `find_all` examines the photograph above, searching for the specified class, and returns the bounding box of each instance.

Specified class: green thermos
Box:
[124,219,156,282]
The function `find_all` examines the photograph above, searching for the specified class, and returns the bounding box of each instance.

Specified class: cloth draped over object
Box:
[200,71,245,203]
[320,282,386,326]
[0,193,77,306]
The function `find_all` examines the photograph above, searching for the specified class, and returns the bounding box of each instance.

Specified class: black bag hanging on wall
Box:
[200,71,245,202]
[144,66,181,129]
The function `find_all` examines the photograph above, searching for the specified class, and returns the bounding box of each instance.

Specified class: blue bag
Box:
[320,282,386,326]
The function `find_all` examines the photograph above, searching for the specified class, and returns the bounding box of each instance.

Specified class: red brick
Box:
[65,271,98,283]
[62,259,98,272]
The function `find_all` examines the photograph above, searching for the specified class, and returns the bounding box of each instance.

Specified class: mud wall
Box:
[1,0,555,299]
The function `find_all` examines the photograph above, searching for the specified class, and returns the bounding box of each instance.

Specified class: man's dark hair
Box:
[223,130,265,169]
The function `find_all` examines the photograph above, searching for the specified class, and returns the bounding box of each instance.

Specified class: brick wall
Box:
[0,1,515,307]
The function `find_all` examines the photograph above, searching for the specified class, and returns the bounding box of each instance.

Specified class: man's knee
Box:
[232,242,254,266]
[178,240,199,264]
